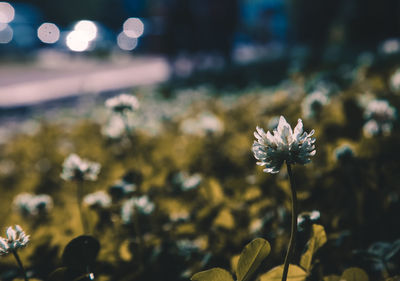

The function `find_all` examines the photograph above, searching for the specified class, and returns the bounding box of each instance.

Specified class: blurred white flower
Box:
[13,193,53,217]
[297,210,320,231]
[302,90,330,119]
[60,154,101,181]
[334,144,355,162]
[363,119,380,138]
[173,172,202,191]
[109,180,136,198]
[380,38,400,55]
[252,116,316,174]
[0,225,29,256]
[180,112,224,136]
[83,191,111,209]
[121,195,155,224]
[363,100,397,137]
[102,115,126,139]
[390,69,400,92]
[105,93,139,114]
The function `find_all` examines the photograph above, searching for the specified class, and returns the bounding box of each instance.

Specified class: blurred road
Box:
[0,52,170,107]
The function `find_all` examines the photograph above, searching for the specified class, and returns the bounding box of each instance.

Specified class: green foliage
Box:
[259,264,307,281]
[299,224,327,272]
[236,238,271,281]
[191,238,270,281]
[192,268,234,281]
[341,268,369,281]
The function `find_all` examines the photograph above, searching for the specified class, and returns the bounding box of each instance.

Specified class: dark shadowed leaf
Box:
[236,238,271,281]
[62,235,100,271]
[191,268,234,281]
[341,267,369,281]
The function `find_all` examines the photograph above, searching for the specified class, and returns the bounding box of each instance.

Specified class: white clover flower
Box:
[13,193,53,217]
[390,69,400,92]
[0,225,29,256]
[363,119,380,138]
[302,90,330,119]
[102,115,126,139]
[121,195,155,224]
[105,93,139,114]
[60,154,101,181]
[380,38,400,55]
[180,112,224,136]
[173,172,202,191]
[83,191,111,209]
[252,116,316,174]
[334,144,355,162]
[363,100,397,137]
[364,100,397,121]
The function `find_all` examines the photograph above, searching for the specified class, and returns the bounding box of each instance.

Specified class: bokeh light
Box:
[123,17,144,38]
[117,31,137,51]
[37,23,60,44]
[0,24,12,43]
[66,30,89,52]
[0,2,14,24]
[74,20,97,41]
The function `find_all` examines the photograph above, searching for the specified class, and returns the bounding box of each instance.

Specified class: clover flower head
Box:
[0,225,29,256]
[380,38,400,55]
[390,69,400,92]
[13,193,53,217]
[102,115,126,139]
[302,90,330,118]
[363,100,397,137]
[109,180,136,200]
[105,93,139,114]
[173,172,202,191]
[180,112,224,136]
[364,100,397,122]
[121,195,155,224]
[297,210,320,231]
[252,116,316,174]
[334,144,355,162]
[83,191,111,209]
[61,154,101,181]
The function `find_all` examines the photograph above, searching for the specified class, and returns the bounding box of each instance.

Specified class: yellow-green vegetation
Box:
[0,54,400,281]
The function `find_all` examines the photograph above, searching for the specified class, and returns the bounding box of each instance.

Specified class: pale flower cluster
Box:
[302,90,330,119]
[390,69,400,92]
[83,191,112,209]
[13,193,53,217]
[121,195,155,224]
[173,172,202,191]
[0,225,29,256]
[363,100,397,137]
[105,93,139,114]
[252,116,316,173]
[180,112,224,136]
[60,154,101,181]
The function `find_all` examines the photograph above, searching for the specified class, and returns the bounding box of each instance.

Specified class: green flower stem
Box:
[12,250,28,281]
[281,162,298,281]
[76,181,89,234]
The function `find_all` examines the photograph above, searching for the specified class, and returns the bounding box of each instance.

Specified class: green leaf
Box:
[323,275,341,281]
[300,224,327,272]
[236,238,271,281]
[341,267,369,281]
[191,268,234,281]
[259,264,307,281]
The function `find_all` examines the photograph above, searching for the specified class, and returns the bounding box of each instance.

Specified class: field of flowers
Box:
[0,50,400,281]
